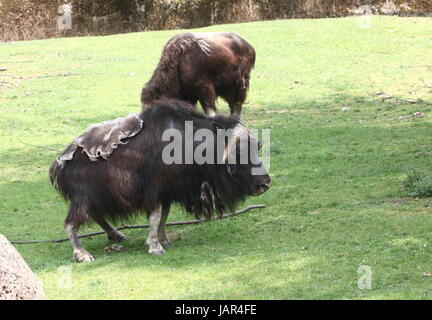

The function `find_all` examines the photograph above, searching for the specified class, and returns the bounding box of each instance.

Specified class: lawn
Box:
[0,16,431,299]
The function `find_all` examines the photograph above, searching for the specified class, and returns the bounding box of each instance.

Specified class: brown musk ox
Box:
[141,32,256,117]
[49,99,271,262]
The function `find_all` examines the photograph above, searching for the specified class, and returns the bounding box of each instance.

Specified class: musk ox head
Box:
[199,119,271,220]
[217,121,272,197]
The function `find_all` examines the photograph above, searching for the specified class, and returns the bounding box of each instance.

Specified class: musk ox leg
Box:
[227,81,248,116]
[225,95,243,116]
[94,218,128,243]
[229,104,242,116]
[64,202,94,262]
[158,204,172,247]
[198,84,217,117]
[145,205,166,255]
[65,222,94,263]
[228,97,243,116]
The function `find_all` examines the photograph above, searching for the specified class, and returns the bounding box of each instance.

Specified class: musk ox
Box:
[141,32,256,116]
[49,99,271,262]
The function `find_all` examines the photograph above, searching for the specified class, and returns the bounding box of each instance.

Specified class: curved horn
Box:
[222,124,250,163]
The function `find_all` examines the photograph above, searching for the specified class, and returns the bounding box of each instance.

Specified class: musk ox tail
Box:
[141,33,212,106]
[49,160,67,201]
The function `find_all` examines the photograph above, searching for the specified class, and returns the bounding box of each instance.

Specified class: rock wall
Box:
[1,0,431,42]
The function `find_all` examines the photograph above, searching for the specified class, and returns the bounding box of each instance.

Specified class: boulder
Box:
[0,234,45,300]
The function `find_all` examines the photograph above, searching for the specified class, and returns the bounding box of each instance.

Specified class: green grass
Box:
[403,170,432,198]
[1,16,432,299]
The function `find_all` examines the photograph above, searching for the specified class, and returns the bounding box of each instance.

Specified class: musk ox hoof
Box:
[148,243,165,255]
[73,249,94,263]
[104,244,123,252]
[161,239,173,248]
[149,247,165,255]
[107,230,128,243]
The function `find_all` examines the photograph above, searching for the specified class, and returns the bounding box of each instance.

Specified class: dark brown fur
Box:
[49,99,270,261]
[141,32,256,116]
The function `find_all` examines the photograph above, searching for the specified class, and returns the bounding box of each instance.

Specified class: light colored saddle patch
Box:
[57,114,143,168]
[167,33,212,56]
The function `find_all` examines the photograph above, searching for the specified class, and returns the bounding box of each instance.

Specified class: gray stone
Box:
[0,234,45,300]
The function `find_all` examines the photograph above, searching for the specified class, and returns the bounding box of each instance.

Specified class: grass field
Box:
[1,16,431,299]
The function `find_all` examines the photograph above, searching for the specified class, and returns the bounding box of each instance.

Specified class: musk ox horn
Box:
[222,123,250,164]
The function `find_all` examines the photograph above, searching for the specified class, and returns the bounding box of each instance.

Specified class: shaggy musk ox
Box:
[49,99,271,262]
[141,32,256,116]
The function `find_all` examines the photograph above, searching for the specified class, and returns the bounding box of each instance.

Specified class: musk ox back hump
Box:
[49,114,143,196]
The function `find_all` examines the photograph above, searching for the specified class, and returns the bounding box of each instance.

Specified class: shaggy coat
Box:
[141,32,256,116]
[49,99,271,262]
